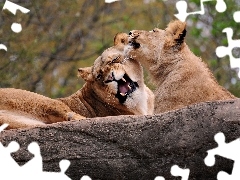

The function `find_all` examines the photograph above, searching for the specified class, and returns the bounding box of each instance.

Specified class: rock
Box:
[0,99,240,180]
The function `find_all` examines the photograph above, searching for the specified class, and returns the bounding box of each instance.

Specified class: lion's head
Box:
[125,20,187,72]
[124,20,235,114]
[78,33,154,115]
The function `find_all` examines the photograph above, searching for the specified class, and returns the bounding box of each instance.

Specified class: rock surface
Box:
[0,99,240,180]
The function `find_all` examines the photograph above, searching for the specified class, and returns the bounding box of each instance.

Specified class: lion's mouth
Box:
[105,73,139,103]
[128,32,140,49]
[129,39,140,49]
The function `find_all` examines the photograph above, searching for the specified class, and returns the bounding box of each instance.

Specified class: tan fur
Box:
[0,88,85,129]
[1,33,154,129]
[62,33,154,116]
[114,33,128,48]
[125,20,236,114]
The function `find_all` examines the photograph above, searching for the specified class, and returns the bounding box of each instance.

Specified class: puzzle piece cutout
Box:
[204,132,240,180]
[2,0,30,15]
[0,140,20,172]
[0,124,70,179]
[154,176,165,180]
[0,123,8,132]
[0,0,30,51]
[2,0,30,33]
[0,124,92,179]
[233,11,240,23]
[175,0,227,22]
[154,164,190,180]
[80,175,92,180]
[174,0,240,77]
[215,27,240,78]
[105,0,121,3]
[171,165,190,180]
[0,44,8,51]
[0,141,72,179]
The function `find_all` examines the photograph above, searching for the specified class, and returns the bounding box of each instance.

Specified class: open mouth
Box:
[105,73,139,103]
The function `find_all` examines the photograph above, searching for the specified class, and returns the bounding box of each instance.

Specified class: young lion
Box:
[0,33,154,129]
[125,20,236,114]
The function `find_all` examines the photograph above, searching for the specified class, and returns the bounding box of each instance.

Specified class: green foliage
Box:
[0,0,239,98]
[187,0,240,97]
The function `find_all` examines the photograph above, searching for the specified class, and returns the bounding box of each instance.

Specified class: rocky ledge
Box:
[0,99,240,180]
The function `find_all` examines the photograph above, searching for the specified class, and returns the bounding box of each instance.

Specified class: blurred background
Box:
[0,0,239,98]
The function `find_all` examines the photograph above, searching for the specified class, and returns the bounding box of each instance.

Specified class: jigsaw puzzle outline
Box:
[0,124,92,180]
[0,0,30,51]
[155,164,190,180]
[174,0,227,22]
[1,0,240,179]
[164,0,240,169]
[204,132,240,180]
[105,0,121,3]
[215,13,240,78]
[215,27,240,77]
[175,0,240,78]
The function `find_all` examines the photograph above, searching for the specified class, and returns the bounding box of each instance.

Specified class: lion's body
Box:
[59,83,136,118]
[126,20,236,114]
[74,33,154,116]
[152,45,235,113]
[0,88,83,129]
[1,33,154,129]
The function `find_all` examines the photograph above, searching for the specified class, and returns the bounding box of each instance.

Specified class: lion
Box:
[0,89,85,129]
[0,33,154,129]
[60,33,154,117]
[125,20,236,114]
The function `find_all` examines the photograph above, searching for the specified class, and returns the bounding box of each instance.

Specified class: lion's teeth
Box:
[128,85,131,90]
[120,93,126,96]
[121,77,126,82]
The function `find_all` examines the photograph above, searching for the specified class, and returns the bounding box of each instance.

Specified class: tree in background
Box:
[0,0,239,98]
[185,0,240,96]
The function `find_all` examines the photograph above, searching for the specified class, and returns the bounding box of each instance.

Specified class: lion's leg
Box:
[0,110,46,130]
[66,112,85,121]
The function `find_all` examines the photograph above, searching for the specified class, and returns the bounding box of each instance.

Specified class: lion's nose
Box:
[108,73,114,81]
[105,72,115,83]
[129,31,139,38]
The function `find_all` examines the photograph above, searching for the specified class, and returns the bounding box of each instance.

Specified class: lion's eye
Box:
[96,70,103,80]
[112,56,120,63]
[153,29,156,32]
[106,55,121,65]
[97,74,102,80]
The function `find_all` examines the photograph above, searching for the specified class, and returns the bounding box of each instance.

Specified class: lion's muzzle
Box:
[105,72,139,103]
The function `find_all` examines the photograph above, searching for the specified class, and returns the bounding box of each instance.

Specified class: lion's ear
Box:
[164,20,187,49]
[78,67,93,81]
[114,33,128,46]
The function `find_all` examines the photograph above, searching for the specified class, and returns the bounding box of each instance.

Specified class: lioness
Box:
[0,33,154,129]
[125,20,236,114]
[0,89,85,129]
[60,33,154,117]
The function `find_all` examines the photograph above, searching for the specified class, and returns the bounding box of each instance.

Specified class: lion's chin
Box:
[115,74,139,104]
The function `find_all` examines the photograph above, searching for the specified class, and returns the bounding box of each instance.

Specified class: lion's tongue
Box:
[119,81,130,94]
